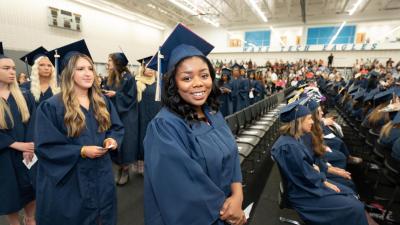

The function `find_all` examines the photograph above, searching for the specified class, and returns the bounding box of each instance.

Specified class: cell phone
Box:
[97,144,115,151]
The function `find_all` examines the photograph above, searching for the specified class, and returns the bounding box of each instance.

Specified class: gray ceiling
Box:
[106,0,400,29]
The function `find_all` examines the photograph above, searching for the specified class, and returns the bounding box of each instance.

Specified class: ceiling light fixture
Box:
[72,0,165,30]
[167,0,220,27]
[247,0,268,22]
[348,0,363,16]
[328,21,346,45]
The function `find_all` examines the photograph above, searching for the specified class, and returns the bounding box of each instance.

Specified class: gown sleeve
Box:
[0,132,15,150]
[104,97,125,147]
[24,92,36,142]
[144,118,226,225]
[275,144,327,193]
[112,75,137,114]
[34,101,82,185]
[231,150,242,183]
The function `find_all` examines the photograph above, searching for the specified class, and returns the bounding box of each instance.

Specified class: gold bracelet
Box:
[81,146,87,158]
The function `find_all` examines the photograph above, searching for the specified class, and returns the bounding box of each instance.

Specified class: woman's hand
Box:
[324,181,341,193]
[23,152,34,163]
[322,117,335,126]
[104,90,116,97]
[220,196,246,225]
[103,138,118,151]
[10,142,34,153]
[81,146,108,159]
[329,167,352,180]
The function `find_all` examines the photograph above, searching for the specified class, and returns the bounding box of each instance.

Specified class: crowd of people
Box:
[1,22,399,225]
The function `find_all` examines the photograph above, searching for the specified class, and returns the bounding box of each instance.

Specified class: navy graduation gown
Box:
[379,127,400,147]
[218,82,233,117]
[34,95,124,225]
[144,107,242,225]
[137,82,161,160]
[229,78,242,113]
[301,134,356,191]
[0,92,36,215]
[271,135,367,225]
[254,80,265,102]
[105,72,139,164]
[239,78,250,108]
[20,81,54,106]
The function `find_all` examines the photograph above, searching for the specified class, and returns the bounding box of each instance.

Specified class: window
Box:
[244,30,271,47]
[306,25,356,45]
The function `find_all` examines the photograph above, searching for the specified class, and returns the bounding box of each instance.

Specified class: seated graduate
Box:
[34,40,124,225]
[271,99,374,225]
[379,94,400,147]
[20,46,60,105]
[302,98,356,191]
[135,56,162,175]
[0,42,36,225]
[361,88,394,133]
[104,51,138,185]
[217,68,232,117]
[144,23,245,225]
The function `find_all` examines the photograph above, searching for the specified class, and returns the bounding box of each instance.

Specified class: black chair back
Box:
[225,113,239,135]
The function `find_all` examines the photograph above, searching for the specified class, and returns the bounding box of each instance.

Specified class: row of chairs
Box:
[335,101,400,223]
[224,92,287,211]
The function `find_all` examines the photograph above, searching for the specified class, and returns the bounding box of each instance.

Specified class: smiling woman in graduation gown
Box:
[34,42,124,225]
[144,24,245,225]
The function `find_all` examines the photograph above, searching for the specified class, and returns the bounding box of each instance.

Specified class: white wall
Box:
[0,0,165,64]
[191,20,400,67]
[208,50,400,68]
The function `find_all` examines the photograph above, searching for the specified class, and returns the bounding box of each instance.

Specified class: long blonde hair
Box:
[279,116,308,139]
[368,102,390,129]
[0,77,30,129]
[380,121,400,139]
[60,54,111,137]
[30,56,59,102]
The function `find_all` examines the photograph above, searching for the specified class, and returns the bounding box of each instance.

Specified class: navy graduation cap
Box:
[231,63,240,70]
[147,23,214,75]
[373,88,394,106]
[20,46,48,66]
[112,52,128,67]
[0,42,7,59]
[394,87,400,97]
[280,97,311,123]
[305,99,319,112]
[353,90,365,101]
[47,39,91,76]
[221,68,232,76]
[393,111,400,124]
[0,42,3,55]
[363,87,379,103]
[147,23,214,100]
[137,56,152,66]
[348,84,359,94]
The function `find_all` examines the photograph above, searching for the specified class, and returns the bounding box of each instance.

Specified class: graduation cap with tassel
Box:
[19,46,49,77]
[147,23,214,101]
